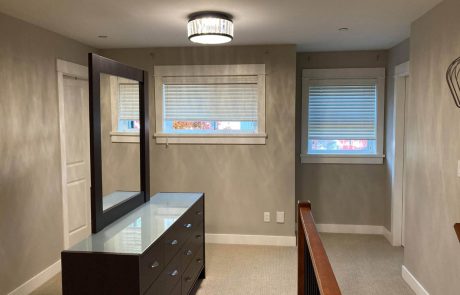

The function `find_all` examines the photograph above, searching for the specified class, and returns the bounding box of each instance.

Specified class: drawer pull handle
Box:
[170,270,179,277]
[185,276,193,282]
[170,240,178,246]
[196,258,202,263]
[195,234,202,239]
[196,211,203,216]
[184,223,192,229]
[186,250,193,256]
[150,261,160,269]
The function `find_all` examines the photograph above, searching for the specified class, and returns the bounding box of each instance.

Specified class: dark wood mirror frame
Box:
[89,53,150,233]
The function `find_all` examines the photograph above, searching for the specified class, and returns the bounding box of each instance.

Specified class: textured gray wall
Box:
[404,0,460,293]
[100,45,297,237]
[296,51,389,226]
[0,12,93,294]
[384,40,410,230]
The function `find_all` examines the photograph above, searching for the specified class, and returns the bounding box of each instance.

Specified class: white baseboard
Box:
[316,224,386,235]
[383,227,393,244]
[206,233,296,247]
[402,265,430,295]
[8,260,61,295]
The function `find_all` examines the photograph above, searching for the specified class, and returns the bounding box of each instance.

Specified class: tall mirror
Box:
[89,53,149,233]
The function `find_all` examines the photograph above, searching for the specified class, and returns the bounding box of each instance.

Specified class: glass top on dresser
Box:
[67,192,203,254]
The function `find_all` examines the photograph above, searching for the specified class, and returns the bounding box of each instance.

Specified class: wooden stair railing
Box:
[298,201,341,295]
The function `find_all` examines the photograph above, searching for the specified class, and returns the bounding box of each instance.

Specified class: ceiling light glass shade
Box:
[187,13,233,44]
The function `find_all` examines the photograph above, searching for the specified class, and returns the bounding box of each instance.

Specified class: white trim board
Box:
[205,234,296,247]
[316,224,386,235]
[390,61,410,247]
[402,266,430,295]
[8,260,61,295]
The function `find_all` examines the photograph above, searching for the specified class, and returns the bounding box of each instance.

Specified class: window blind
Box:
[163,83,258,121]
[118,83,139,120]
[308,83,377,140]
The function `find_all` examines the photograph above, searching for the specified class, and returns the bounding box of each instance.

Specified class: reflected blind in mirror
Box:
[118,83,139,120]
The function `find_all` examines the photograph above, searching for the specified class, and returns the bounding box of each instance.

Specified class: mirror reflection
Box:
[100,73,140,211]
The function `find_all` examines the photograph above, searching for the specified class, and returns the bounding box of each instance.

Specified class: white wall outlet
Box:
[457,160,460,177]
[264,212,271,222]
[276,211,285,224]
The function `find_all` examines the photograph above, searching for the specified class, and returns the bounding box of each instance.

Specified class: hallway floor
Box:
[32,234,413,295]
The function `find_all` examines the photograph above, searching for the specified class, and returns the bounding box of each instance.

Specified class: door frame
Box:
[390,61,410,246]
[57,59,89,249]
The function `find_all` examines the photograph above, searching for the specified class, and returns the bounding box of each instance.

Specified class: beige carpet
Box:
[32,234,413,295]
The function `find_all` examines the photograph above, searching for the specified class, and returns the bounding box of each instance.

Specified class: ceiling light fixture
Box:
[187,12,233,44]
[338,27,350,32]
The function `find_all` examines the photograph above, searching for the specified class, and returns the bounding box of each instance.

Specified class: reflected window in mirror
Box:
[108,76,140,143]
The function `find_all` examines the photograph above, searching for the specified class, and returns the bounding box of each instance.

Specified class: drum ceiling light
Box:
[187,12,234,44]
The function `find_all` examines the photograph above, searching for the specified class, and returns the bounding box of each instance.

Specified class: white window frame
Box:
[109,76,140,143]
[301,68,386,165]
[153,64,266,145]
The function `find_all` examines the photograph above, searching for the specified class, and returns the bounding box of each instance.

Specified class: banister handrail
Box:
[455,223,460,242]
[298,201,341,295]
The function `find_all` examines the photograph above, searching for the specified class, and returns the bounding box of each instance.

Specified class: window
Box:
[117,83,140,132]
[301,68,385,164]
[109,77,140,143]
[154,64,266,144]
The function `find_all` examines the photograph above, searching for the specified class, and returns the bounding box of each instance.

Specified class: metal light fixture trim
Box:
[187,12,234,44]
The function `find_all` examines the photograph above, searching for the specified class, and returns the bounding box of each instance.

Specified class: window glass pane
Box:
[308,139,376,155]
[164,120,257,134]
[118,119,140,132]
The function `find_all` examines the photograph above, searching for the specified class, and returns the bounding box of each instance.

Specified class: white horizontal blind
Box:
[308,81,377,140]
[163,83,258,121]
[118,83,139,120]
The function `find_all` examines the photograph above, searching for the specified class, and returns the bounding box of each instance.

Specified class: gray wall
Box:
[99,45,297,237]
[296,51,389,226]
[404,0,460,293]
[0,12,93,294]
[384,39,410,230]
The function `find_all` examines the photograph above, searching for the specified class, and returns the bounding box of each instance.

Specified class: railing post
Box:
[298,201,311,295]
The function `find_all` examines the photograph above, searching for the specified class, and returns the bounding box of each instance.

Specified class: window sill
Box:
[154,133,267,145]
[110,132,139,143]
[300,154,385,165]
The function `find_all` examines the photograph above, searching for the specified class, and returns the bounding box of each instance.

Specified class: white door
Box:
[401,76,409,247]
[57,60,91,249]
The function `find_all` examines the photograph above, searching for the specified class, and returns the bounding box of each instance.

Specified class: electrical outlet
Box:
[457,160,460,177]
[276,211,285,224]
[264,212,270,222]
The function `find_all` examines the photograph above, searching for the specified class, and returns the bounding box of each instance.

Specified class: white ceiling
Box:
[0,0,442,51]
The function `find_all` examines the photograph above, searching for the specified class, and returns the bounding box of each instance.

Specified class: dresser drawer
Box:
[191,198,204,225]
[139,241,164,293]
[181,232,200,270]
[145,250,182,295]
[170,282,181,295]
[182,246,204,295]
[192,221,204,250]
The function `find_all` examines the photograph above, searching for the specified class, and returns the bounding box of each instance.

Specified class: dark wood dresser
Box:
[62,193,205,295]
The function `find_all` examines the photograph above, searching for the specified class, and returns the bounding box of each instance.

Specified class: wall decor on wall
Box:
[446,57,460,108]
